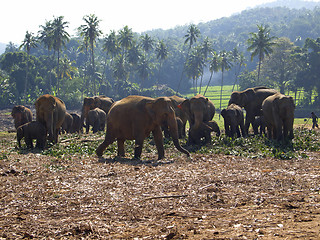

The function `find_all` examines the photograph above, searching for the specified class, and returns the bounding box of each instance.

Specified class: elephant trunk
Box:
[46,112,54,142]
[167,116,190,157]
[81,106,90,126]
[193,111,203,130]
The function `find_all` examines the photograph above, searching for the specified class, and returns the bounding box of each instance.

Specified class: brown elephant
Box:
[262,93,295,140]
[86,108,107,133]
[70,113,82,133]
[35,94,66,143]
[17,121,47,149]
[167,95,188,137]
[61,112,73,134]
[11,105,33,129]
[228,86,278,135]
[179,94,215,142]
[81,95,114,125]
[188,120,220,145]
[221,104,245,138]
[162,117,184,139]
[96,95,190,160]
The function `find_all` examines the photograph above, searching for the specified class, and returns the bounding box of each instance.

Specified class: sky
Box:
[0,0,316,44]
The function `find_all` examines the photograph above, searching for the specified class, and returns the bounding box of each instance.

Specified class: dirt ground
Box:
[1,109,320,239]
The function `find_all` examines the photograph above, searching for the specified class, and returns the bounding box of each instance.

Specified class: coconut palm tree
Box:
[140,33,155,57]
[155,40,168,86]
[186,46,205,95]
[78,14,102,95]
[204,51,221,96]
[231,47,246,92]
[247,24,277,82]
[176,24,200,94]
[51,16,70,96]
[199,37,213,94]
[118,26,134,55]
[219,50,233,117]
[19,31,37,102]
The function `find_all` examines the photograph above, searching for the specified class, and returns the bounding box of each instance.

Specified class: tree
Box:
[19,31,38,102]
[155,40,168,86]
[185,46,204,95]
[247,24,277,82]
[140,33,155,57]
[199,37,213,94]
[204,51,221,96]
[231,47,246,92]
[78,14,102,95]
[118,26,134,55]
[260,37,296,94]
[176,24,200,94]
[51,16,70,96]
[219,50,233,115]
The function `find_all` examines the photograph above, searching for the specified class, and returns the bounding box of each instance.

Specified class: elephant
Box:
[61,112,73,134]
[167,95,188,137]
[70,113,82,133]
[11,105,33,129]
[228,86,278,135]
[221,104,245,138]
[253,115,266,135]
[179,94,215,142]
[262,93,295,140]
[17,121,47,149]
[188,120,220,145]
[86,108,107,133]
[162,117,184,139]
[35,94,66,143]
[81,95,114,125]
[96,95,190,160]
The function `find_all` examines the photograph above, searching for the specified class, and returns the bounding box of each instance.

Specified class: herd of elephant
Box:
[11,86,295,160]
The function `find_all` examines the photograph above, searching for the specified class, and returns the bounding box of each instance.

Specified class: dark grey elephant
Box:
[188,120,220,145]
[86,108,107,133]
[17,121,47,149]
[253,115,266,135]
[61,112,73,134]
[221,104,245,138]
[228,86,278,135]
[262,93,295,140]
[70,113,82,133]
[11,105,33,129]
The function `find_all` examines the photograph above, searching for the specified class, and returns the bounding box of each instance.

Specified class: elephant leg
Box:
[153,127,165,160]
[244,114,255,135]
[25,137,33,149]
[240,122,246,137]
[235,126,241,138]
[134,138,144,160]
[117,139,125,157]
[96,133,116,157]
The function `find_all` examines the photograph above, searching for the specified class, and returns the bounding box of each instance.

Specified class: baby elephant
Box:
[189,120,220,145]
[17,121,47,149]
[221,104,245,138]
[86,108,107,133]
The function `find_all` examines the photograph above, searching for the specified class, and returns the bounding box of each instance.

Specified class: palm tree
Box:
[199,37,212,94]
[51,16,70,96]
[186,46,204,95]
[118,26,134,55]
[231,47,246,92]
[78,14,102,95]
[19,31,37,102]
[140,33,155,57]
[38,20,54,91]
[155,40,168,86]
[247,24,277,82]
[176,24,200,94]
[137,55,152,89]
[219,50,233,117]
[204,51,221,96]
[102,30,120,83]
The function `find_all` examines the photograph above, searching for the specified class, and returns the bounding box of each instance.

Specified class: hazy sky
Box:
[0,0,316,44]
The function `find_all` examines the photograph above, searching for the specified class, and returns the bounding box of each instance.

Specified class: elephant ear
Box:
[273,97,280,113]
[145,100,157,121]
[221,109,226,117]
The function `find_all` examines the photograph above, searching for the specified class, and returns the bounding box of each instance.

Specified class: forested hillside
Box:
[0,3,320,110]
